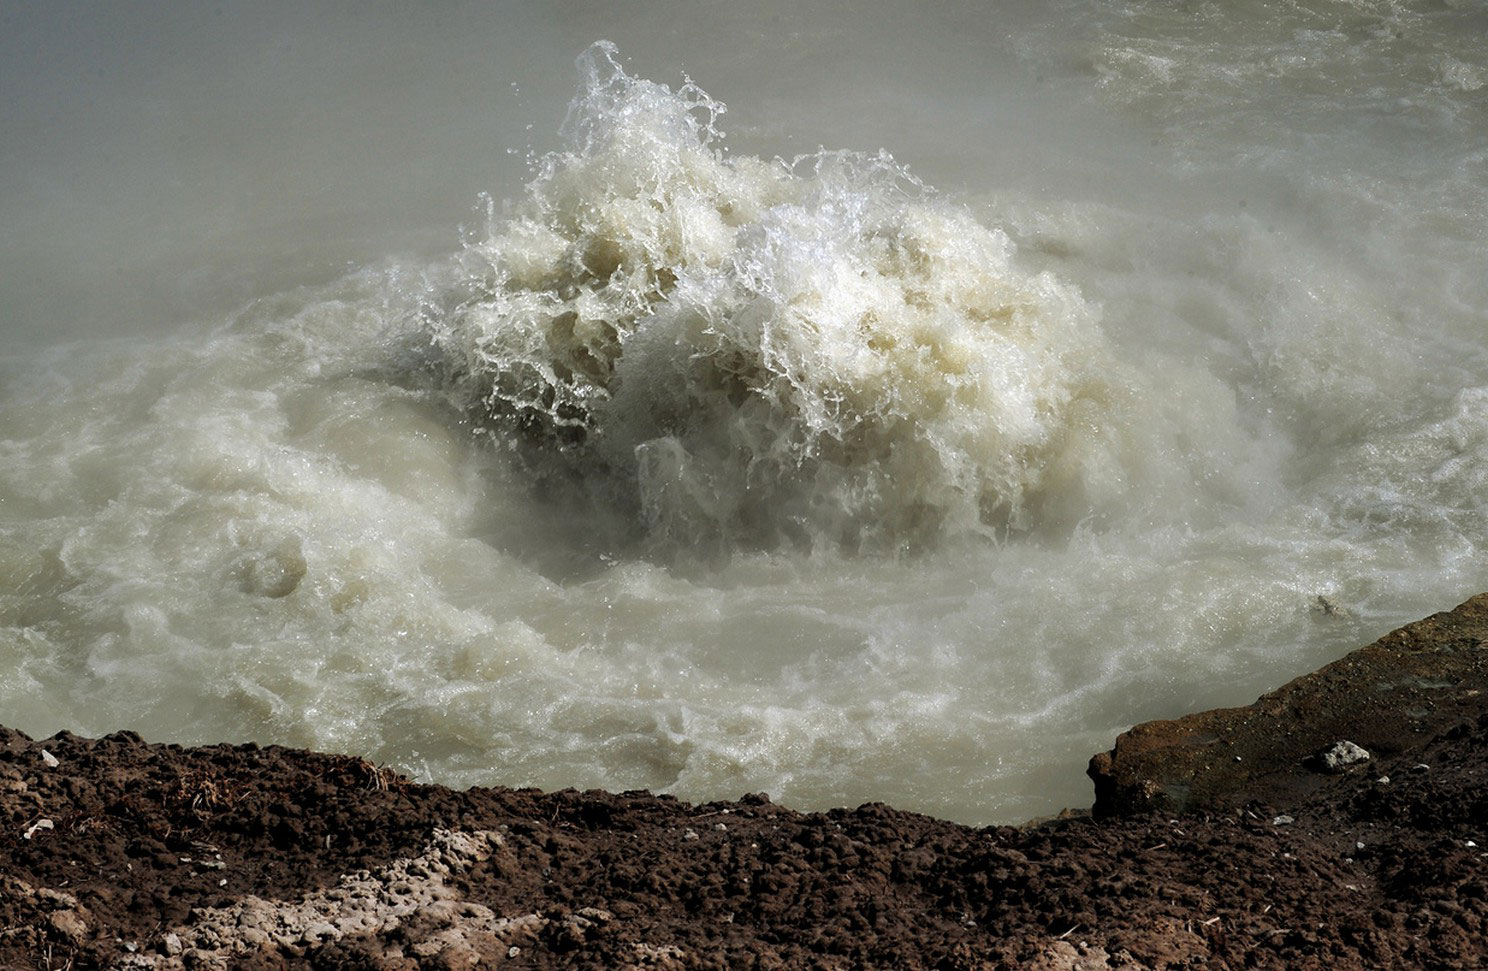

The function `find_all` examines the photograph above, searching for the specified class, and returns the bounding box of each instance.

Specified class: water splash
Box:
[429,42,1124,559]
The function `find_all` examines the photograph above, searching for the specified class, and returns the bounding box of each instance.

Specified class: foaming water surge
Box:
[3,7,1487,824]
[427,43,1239,562]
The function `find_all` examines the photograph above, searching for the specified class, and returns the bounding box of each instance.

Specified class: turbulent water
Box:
[2,1,1486,824]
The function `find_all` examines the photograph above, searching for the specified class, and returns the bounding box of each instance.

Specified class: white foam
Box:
[430,42,1158,557]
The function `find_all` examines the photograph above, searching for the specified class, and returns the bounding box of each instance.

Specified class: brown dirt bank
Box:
[4,597,1488,970]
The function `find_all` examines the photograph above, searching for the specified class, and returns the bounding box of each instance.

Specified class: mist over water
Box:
[3,1,1486,824]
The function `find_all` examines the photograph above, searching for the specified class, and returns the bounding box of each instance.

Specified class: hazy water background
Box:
[3,0,1486,824]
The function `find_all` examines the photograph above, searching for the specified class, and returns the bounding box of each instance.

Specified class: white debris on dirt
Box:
[1318,741,1370,772]
[22,818,53,840]
[3,876,90,944]
[1025,939,1122,970]
[106,829,626,971]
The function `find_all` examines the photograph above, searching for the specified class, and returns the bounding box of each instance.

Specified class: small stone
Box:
[40,749,59,768]
[1377,776,1390,785]
[301,920,338,943]
[1312,595,1346,616]
[713,823,728,832]
[1318,740,1370,772]
[575,907,613,923]
[238,928,269,947]
[1272,815,1295,826]
[163,932,184,956]
[507,946,521,958]
[48,910,87,943]
[682,828,699,841]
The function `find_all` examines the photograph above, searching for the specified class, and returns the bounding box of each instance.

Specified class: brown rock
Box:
[47,908,88,943]
[1089,592,1488,816]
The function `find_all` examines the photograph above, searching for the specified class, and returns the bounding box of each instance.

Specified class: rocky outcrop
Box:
[1089,592,1488,817]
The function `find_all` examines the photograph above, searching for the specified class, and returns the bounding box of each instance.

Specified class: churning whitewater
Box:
[427,43,1130,560]
[3,7,1487,826]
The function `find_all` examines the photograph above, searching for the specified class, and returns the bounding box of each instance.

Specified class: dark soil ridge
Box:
[4,596,1488,970]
